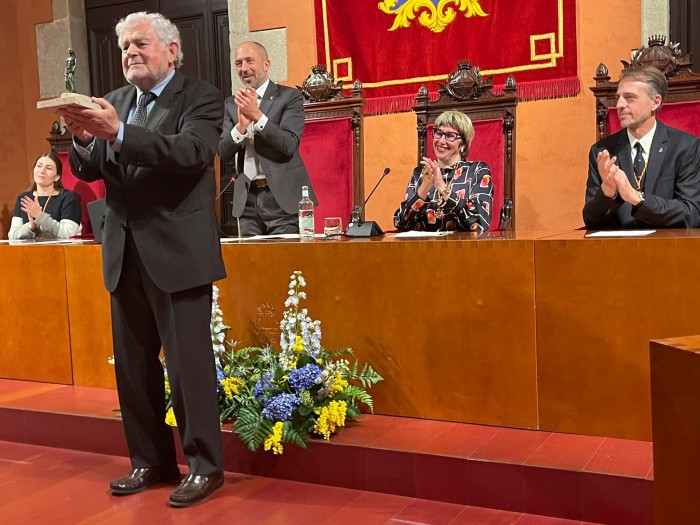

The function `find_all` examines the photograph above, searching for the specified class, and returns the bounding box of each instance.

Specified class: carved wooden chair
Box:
[46,121,106,236]
[414,60,518,231]
[299,66,365,232]
[591,35,700,140]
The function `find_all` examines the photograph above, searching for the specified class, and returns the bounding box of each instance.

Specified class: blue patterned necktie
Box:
[131,92,156,127]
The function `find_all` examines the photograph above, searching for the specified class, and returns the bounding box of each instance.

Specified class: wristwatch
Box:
[637,192,646,207]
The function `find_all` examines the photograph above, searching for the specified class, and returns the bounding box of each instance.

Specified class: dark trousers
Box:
[110,231,222,475]
[238,185,298,235]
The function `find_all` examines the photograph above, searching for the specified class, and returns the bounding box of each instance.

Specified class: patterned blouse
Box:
[393,160,493,232]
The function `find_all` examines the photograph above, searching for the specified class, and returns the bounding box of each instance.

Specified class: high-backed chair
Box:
[591,35,700,141]
[414,60,518,231]
[299,66,365,232]
[47,121,106,236]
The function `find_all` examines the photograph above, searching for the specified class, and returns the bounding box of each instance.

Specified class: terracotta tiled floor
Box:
[0,440,603,524]
[0,378,651,523]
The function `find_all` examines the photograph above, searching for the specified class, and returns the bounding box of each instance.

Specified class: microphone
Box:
[345,167,390,237]
[216,176,237,201]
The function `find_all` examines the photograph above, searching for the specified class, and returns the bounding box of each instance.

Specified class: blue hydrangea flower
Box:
[216,368,225,392]
[288,364,322,393]
[254,374,274,406]
[262,392,301,421]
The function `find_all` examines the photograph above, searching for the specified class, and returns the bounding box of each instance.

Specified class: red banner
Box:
[315,0,579,114]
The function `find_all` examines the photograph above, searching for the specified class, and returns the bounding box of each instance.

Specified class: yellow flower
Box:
[164,378,171,396]
[293,335,304,355]
[263,421,285,455]
[329,374,348,395]
[221,377,245,398]
[165,407,177,427]
[314,400,347,439]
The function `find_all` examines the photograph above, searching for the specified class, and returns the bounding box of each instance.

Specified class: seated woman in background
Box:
[9,152,82,240]
[394,110,493,232]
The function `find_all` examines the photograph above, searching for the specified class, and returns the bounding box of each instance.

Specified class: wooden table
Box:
[3,230,698,440]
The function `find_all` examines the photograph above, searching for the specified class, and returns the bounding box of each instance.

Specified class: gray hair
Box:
[115,11,183,68]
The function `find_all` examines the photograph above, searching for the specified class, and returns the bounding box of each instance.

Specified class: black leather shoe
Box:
[168,472,224,507]
[110,467,181,495]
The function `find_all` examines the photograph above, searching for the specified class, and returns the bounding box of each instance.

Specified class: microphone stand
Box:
[345,168,390,238]
[216,176,236,238]
[216,176,236,201]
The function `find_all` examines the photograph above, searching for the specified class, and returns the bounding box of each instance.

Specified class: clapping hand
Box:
[417,157,444,199]
[596,150,619,198]
[20,195,42,221]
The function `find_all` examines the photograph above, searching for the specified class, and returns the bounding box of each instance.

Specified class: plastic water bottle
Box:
[298,186,314,241]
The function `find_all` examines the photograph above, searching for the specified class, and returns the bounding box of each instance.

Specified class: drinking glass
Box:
[324,217,343,239]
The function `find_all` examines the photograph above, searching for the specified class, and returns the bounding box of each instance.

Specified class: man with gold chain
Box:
[583,66,700,229]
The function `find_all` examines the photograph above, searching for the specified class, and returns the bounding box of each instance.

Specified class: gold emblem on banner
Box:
[378,0,488,34]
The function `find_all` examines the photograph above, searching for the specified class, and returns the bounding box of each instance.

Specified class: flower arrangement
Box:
[163,271,383,454]
[233,271,383,454]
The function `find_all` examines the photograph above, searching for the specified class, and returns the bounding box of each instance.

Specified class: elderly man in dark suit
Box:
[583,66,700,229]
[218,41,317,235]
[58,12,226,507]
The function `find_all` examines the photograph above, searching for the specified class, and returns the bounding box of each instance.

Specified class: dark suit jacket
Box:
[69,70,226,293]
[583,120,700,229]
[218,81,317,216]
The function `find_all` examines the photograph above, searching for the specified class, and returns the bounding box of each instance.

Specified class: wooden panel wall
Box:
[0,245,73,383]
[650,336,700,524]
[536,231,700,440]
[217,237,539,429]
[64,244,115,389]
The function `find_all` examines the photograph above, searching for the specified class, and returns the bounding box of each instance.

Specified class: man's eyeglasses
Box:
[433,129,461,142]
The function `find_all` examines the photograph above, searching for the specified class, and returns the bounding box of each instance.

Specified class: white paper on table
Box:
[220,233,326,242]
[0,239,77,245]
[584,230,656,238]
[391,231,455,238]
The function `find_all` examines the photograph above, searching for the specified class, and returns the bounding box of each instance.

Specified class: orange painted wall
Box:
[0,0,56,238]
[2,0,643,237]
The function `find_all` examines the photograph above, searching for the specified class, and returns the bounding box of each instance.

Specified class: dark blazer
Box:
[583,120,700,229]
[218,81,317,216]
[69,70,226,293]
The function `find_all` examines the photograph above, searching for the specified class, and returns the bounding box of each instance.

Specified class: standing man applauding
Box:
[58,11,226,507]
[218,41,317,235]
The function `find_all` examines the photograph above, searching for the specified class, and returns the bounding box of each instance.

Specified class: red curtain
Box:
[316,0,579,114]
[299,118,355,232]
[56,151,105,235]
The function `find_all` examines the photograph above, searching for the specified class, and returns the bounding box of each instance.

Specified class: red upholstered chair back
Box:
[606,101,700,137]
[592,36,700,141]
[46,125,106,236]
[414,60,518,230]
[299,117,358,232]
[56,151,106,235]
[300,69,365,233]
